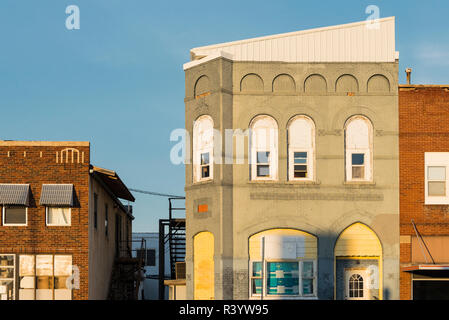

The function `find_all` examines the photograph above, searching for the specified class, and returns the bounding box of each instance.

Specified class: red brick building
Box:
[0,141,135,300]
[399,85,449,300]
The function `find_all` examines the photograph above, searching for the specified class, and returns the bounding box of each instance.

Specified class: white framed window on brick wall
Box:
[425,152,449,204]
[2,206,27,226]
[46,207,71,226]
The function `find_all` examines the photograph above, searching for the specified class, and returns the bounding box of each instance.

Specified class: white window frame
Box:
[249,259,317,299]
[287,115,315,181]
[254,151,271,179]
[289,150,313,181]
[250,116,278,181]
[346,270,368,300]
[425,152,449,204]
[46,207,71,227]
[193,115,214,183]
[197,149,213,182]
[2,206,28,226]
[350,153,366,180]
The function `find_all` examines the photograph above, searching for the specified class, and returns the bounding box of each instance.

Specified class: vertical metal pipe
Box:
[261,236,265,300]
[158,220,165,300]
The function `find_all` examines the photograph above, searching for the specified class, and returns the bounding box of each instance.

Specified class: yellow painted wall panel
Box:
[335,223,382,256]
[193,232,214,300]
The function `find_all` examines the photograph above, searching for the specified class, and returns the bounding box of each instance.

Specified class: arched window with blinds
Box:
[193,115,214,183]
[249,115,278,180]
[345,116,373,181]
[288,115,315,181]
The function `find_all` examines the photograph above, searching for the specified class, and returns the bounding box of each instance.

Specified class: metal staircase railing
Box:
[158,197,185,299]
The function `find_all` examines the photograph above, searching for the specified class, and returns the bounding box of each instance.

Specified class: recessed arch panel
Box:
[241,73,264,92]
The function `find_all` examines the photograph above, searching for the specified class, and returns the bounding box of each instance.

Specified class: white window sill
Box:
[344,180,375,186]
[193,178,214,185]
[286,179,316,184]
[249,179,278,183]
[424,200,449,205]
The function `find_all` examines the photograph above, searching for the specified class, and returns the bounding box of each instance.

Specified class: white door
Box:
[345,269,368,300]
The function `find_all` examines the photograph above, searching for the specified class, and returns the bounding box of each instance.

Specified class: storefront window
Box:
[267,262,299,295]
[250,260,316,297]
[0,255,15,300]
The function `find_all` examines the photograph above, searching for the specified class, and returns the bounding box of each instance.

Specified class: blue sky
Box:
[1,0,448,232]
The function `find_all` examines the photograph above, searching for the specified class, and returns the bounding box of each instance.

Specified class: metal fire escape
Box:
[158,197,185,299]
[126,188,185,300]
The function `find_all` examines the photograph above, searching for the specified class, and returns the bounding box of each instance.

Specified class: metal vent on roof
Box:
[39,184,74,206]
[0,184,30,206]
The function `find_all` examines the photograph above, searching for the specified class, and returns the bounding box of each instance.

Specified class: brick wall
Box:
[399,86,449,299]
[0,142,90,300]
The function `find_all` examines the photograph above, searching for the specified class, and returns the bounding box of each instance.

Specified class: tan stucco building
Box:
[184,18,400,300]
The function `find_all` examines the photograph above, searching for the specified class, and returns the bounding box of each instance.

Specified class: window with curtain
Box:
[345,116,373,181]
[46,207,71,226]
[193,115,214,182]
[288,116,315,181]
[250,115,278,180]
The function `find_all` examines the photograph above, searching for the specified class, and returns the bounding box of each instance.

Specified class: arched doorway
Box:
[334,223,382,300]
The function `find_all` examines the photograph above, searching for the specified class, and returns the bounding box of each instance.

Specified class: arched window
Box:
[345,116,373,181]
[349,274,364,298]
[250,115,278,180]
[193,115,214,182]
[288,116,315,181]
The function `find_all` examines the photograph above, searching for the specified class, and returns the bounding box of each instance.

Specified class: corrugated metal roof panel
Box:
[0,184,30,206]
[186,17,397,69]
[39,184,74,206]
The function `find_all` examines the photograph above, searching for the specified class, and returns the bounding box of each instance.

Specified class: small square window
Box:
[428,181,446,196]
[293,152,308,179]
[201,153,209,165]
[201,166,210,178]
[352,166,365,179]
[200,152,210,179]
[257,165,270,177]
[294,152,307,164]
[3,206,27,226]
[428,166,446,181]
[256,151,270,177]
[47,207,71,226]
[428,166,446,197]
[294,165,307,178]
[257,152,270,164]
[351,153,365,180]
[352,154,365,165]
